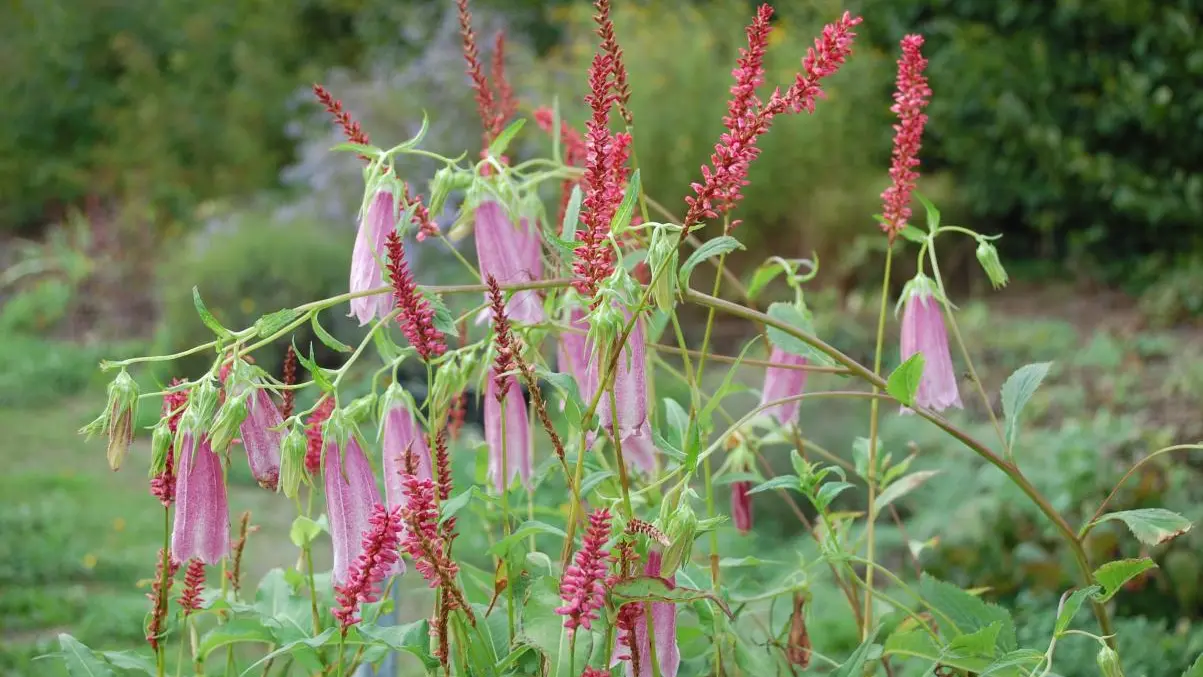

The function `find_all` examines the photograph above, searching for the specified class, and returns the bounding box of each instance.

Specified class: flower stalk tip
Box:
[881,34,932,239]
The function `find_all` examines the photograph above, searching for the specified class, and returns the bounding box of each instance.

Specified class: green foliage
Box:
[0,335,143,408]
[853,0,1203,276]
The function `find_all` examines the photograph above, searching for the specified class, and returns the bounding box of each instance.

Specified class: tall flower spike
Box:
[386,230,447,360]
[456,0,499,145]
[485,370,532,492]
[280,346,297,419]
[612,550,680,677]
[398,472,473,617]
[490,31,517,128]
[304,397,335,475]
[178,559,206,614]
[881,35,932,238]
[760,346,809,427]
[171,434,231,564]
[145,549,179,651]
[556,507,613,632]
[382,395,433,513]
[324,434,384,584]
[349,190,399,325]
[592,312,657,473]
[239,388,283,491]
[474,200,545,324]
[333,503,404,631]
[593,0,632,125]
[899,274,961,412]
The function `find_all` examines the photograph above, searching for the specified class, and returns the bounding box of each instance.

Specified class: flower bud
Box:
[209,389,251,455]
[1096,645,1124,677]
[149,419,173,478]
[104,371,139,471]
[659,502,698,578]
[343,393,377,425]
[647,227,679,313]
[975,239,1008,289]
[186,378,221,432]
[279,424,308,499]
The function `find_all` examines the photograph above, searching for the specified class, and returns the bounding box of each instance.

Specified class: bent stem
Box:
[862,245,894,638]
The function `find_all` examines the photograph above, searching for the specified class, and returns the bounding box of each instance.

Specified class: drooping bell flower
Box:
[475,200,544,324]
[760,347,809,427]
[484,370,532,492]
[612,550,680,677]
[239,388,283,490]
[898,274,961,412]
[557,307,596,408]
[171,434,231,564]
[591,313,656,474]
[731,481,753,534]
[323,423,384,584]
[381,389,433,511]
[349,189,398,325]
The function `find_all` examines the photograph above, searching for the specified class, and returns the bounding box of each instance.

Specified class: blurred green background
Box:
[3,0,1203,674]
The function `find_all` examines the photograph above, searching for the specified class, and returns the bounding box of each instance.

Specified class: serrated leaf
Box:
[1094,508,1193,546]
[1000,362,1052,448]
[487,520,566,556]
[311,312,352,352]
[609,169,640,236]
[947,622,1001,659]
[814,481,854,510]
[886,353,926,408]
[561,184,583,244]
[198,619,274,660]
[57,635,114,677]
[1094,558,1158,602]
[748,476,800,495]
[873,470,940,518]
[1055,585,1102,634]
[765,302,833,365]
[357,620,440,669]
[746,262,787,302]
[884,628,1029,675]
[420,289,459,337]
[678,236,745,290]
[919,573,1016,651]
[192,286,232,338]
[831,626,881,677]
[254,308,300,338]
[488,118,526,158]
[289,515,324,547]
[979,649,1046,676]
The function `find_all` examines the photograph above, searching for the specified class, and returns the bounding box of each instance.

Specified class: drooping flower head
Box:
[238,387,284,491]
[557,306,594,408]
[333,503,404,631]
[348,189,399,325]
[150,381,189,505]
[880,34,932,239]
[386,230,447,360]
[731,481,753,534]
[381,386,433,512]
[898,274,961,412]
[485,371,532,492]
[557,508,613,632]
[171,434,231,564]
[323,417,384,584]
[591,309,656,473]
[474,200,545,324]
[760,346,809,427]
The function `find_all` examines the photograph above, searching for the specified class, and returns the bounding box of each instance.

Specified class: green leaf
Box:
[1055,585,1101,634]
[609,576,732,618]
[1094,508,1193,546]
[487,520,567,556]
[919,573,1016,651]
[677,236,745,290]
[1000,361,1052,448]
[886,353,926,407]
[947,622,1001,659]
[899,224,927,243]
[718,556,782,568]
[814,481,854,510]
[884,628,1030,675]
[239,629,338,676]
[578,470,616,497]
[765,302,832,365]
[440,486,486,526]
[292,342,334,393]
[192,286,233,339]
[1183,652,1203,677]
[873,470,941,518]
[488,118,526,158]
[609,169,640,236]
[1093,558,1158,602]
[311,312,352,353]
[97,651,154,675]
[421,289,459,337]
[748,476,800,495]
[357,620,440,669]
[746,262,787,302]
[560,184,583,247]
[289,515,324,547]
[516,576,599,672]
[254,308,300,338]
[831,626,881,677]
[538,368,586,425]
[198,619,274,660]
[331,142,378,157]
[915,192,940,232]
[57,635,115,677]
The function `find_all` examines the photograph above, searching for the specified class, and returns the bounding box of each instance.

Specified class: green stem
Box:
[499,393,517,644]
[156,507,170,677]
[608,378,635,518]
[862,245,894,638]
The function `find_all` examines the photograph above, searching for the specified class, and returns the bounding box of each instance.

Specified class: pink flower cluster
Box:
[178,559,206,614]
[304,397,334,475]
[150,382,188,505]
[881,35,932,237]
[386,230,447,360]
[399,473,458,588]
[556,508,613,632]
[333,503,404,631]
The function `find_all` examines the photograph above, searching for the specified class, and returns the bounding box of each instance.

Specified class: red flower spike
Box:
[145,549,180,651]
[178,559,206,614]
[593,0,632,125]
[880,35,932,238]
[150,381,188,505]
[386,231,447,361]
[491,31,517,128]
[304,398,335,475]
[556,508,613,632]
[456,0,499,146]
[332,503,404,631]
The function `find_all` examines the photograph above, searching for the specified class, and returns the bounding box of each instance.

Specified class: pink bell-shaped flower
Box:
[760,346,809,427]
[475,200,544,324]
[613,550,680,677]
[239,389,283,490]
[484,370,532,492]
[557,307,597,408]
[591,314,657,474]
[349,189,399,325]
[171,434,231,564]
[899,274,962,412]
[381,392,433,511]
[324,432,383,584]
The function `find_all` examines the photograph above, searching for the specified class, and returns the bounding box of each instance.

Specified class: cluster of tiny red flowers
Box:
[386,231,447,361]
[487,275,519,396]
[556,508,613,632]
[399,473,459,592]
[178,559,206,614]
[880,34,932,238]
[684,8,861,232]
[145,549,180,651]
[456,0,515,149]
[150,382,189,505]
[332,503,404,631]
[304,397,335,475]
[280,346,297,419]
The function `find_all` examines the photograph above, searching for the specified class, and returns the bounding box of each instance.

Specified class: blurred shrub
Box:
[0,334,142,408]
[853,0,1203,277]
[155,213,354,378]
